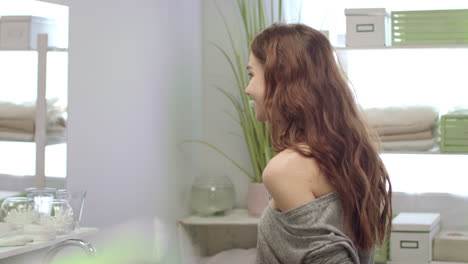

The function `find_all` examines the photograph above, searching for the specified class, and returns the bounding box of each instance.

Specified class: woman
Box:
[245,23,392,264]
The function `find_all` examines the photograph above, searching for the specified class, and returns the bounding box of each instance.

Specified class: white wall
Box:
[64,0,202,263]
[201,0,253,209]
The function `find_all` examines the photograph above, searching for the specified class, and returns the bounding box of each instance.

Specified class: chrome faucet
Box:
[42,239,96,264]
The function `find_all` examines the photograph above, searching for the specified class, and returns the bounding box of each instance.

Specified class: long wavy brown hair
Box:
[251,23,392,250]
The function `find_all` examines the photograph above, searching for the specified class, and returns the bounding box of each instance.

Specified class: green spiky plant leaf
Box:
[186,0,283,183]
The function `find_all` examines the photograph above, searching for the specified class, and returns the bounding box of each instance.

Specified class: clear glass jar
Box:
[25,188,56,215]
[0,197,36,229]
[190,175,235,216]
[38,199,74,235]
[55,189,87,230]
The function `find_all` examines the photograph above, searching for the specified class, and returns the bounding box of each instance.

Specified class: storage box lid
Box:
[345,8,386,16]
[392,212,441,232]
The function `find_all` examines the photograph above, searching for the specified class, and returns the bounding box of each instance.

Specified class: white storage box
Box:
[0,16,57,50]
[345,8,389,47]
[390,212,441,264]
[433,230,468,262]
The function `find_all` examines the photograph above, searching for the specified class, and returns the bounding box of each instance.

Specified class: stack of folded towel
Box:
[0,99,66,143]
[364,106,439,151]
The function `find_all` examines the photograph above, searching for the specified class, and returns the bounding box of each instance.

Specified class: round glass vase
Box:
[38,199,74,235]
[190,175,235,217]
[0,197,36,230]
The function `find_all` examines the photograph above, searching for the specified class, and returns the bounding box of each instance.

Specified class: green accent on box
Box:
[391,9,468,46]
[375,213,400,262]
[392,9,468,16]
[440,114,468,152]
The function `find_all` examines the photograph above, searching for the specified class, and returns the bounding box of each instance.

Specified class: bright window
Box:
[300,1,468,195]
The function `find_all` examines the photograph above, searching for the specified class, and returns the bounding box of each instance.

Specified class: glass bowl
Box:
[0,197,36,229]
[190,175,235,216]
[55,189,87,230]
[38,199,74,235]
[25,188,55,215]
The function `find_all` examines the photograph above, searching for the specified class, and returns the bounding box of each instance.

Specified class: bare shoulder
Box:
[262,148,320,212]
[263,148,320,182]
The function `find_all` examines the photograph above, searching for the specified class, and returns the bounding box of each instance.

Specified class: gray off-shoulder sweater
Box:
[256,192,374,264]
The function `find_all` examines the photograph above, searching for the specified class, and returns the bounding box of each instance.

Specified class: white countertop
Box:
[0,227,98,259]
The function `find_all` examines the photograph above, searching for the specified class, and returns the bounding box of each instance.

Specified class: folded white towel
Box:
[375,123,436,136]
[365,106,438,129]
[380,130,433,142]
[0,125,65,135]
[0,116,66,133]
[380,138,437,151]
[0,131,66,143]
[0,98,63,120]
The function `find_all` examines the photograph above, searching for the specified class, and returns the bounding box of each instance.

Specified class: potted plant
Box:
[187,0,284,217]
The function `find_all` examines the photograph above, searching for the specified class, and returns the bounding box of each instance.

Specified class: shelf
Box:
[0,227,98,260]
[335,44,468,50]
[0,48,68,52]
[382,150,468,155]
[0,136,66,146]
[36,0,70,6]
[380,146,468,155]
[179,209,260,226]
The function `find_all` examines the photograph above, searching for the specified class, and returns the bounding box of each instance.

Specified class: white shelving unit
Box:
[0,34,67,189]
[336,44,468,157]
[339,43,468,264]
[35,34,49,190]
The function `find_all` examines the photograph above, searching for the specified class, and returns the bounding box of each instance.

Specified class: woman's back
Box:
[258,148,372,263]
[256,191,375,264]
[264,146,336,213]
